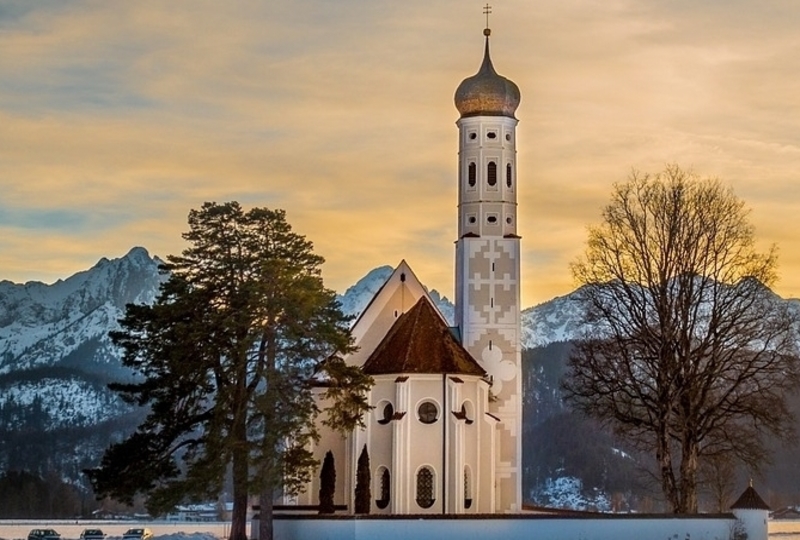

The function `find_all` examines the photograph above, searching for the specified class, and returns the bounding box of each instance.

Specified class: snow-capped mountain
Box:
[337,266,394,317]
[4,249,797,435]
[0,247,165,434]
[0,246,164,373]
[521,289,588,349]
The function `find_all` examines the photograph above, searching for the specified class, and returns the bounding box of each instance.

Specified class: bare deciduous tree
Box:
[699,452,738,512]
[564,165,799,513]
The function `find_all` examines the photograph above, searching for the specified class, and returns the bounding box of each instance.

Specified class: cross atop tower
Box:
[483,4,492,36]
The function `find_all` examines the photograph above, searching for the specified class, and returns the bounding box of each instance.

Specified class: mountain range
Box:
[1,247,799,511]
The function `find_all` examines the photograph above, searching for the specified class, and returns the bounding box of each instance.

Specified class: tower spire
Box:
[454,17,522,512]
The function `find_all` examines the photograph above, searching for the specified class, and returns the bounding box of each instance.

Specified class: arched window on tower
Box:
[487,161,497,187]
[468,162,476,188]
[506,163,513,188]
[416,467,435,509]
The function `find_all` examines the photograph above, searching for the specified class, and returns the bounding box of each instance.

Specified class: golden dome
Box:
[454,34,520,119]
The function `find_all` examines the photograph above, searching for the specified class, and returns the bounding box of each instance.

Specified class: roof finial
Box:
[483,3,492,37]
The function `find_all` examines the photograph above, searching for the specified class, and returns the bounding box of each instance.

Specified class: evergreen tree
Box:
[354,445,371,514]
[318,450,336,514]
[86,202,372,540]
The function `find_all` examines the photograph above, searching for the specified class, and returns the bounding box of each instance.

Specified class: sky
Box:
[1,0,799,308]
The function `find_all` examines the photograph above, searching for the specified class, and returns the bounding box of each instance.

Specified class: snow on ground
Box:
[0,522,227,540]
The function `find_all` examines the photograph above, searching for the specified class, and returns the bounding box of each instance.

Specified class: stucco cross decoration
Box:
[481,342,515,396]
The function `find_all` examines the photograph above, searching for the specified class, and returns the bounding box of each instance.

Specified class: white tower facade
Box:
[454,29,522,513]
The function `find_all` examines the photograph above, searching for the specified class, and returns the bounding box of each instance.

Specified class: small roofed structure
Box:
[730,482,770,511]
[730,481,770,540]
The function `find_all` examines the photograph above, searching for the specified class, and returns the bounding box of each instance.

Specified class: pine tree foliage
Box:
[564,166,800,513]
[85,202,372,540]
[354,445,371,514]
[318,450,336,514]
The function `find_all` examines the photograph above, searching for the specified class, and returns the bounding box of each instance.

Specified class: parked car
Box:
[122,528,153,540]
[27,530,61,540]
[79,529,106,540]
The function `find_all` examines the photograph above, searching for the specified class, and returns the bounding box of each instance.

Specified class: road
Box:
[0,522,230,540]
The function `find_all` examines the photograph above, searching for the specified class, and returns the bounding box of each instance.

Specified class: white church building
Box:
[266,19,770,540]
[292,25,523,515]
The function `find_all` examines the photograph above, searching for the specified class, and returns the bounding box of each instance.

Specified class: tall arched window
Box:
[506,163,513,188]
[376,467,390,509]
[416,467,435,509]
[487,161,497,187]
[377,401,393,425]
[464,466,473,509]
[468,162,476,187]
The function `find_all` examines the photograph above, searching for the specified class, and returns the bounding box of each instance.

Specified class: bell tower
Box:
[453,19,522,512]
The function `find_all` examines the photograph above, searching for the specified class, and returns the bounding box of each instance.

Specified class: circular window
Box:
[506,216,512,224]
[418,402,438,424]
[469,132,477,140]
[468,216,476,224]
[505,133,511,141]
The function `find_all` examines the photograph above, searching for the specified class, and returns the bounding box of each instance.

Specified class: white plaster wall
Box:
[255,515,738,540]
[732,508,768,540]
[366,377,397,515]
[302,394,348,507]
[406,377,447,514]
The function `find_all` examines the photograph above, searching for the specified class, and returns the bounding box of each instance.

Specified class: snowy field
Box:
[0,522,226,540]
[770,520,800,538]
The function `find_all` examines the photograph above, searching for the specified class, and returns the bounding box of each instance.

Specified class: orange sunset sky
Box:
[2,1,799,307]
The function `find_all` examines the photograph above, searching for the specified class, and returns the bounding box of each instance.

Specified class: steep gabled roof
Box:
[730,484,770,510]
[362,297,486,377]
[346,260,436,368]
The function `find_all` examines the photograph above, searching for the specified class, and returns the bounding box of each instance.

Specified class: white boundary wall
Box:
[253,514,741,540]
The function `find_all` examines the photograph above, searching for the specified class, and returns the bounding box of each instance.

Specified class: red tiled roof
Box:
[362,297,486,377]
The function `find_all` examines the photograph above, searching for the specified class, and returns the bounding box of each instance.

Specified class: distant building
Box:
[166,502,232,522]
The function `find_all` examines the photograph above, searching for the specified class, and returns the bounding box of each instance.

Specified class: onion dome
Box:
[454,29,521,119]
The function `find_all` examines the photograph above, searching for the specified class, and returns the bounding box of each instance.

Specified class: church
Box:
[268,18,773,540]
[291,22,524,515]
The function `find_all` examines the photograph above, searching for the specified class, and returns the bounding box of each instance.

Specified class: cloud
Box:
[1,0,800,305]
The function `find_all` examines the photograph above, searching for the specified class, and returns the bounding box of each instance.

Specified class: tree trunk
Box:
[258,489,275,540]
[657,423,680,512]
[679,436,699,513]
[229,414,250,540]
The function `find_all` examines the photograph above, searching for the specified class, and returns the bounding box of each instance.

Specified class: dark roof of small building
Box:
[771,506,800,519]
[362,297,487,377]
[730,484,770,511]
